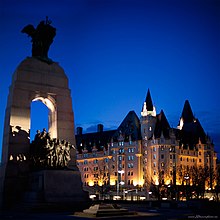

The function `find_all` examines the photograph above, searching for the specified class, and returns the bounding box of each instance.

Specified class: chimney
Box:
[97,124,103,132]
[76,127,83,135]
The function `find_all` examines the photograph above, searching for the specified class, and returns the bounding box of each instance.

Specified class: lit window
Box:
[119,148,124,154]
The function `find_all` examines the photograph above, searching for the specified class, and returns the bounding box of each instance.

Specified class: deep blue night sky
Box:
[0,0,220,160]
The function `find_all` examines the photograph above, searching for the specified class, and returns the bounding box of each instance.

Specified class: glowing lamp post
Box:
[117,170,125,196]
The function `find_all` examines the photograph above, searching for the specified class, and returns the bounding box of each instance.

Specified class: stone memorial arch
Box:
[1,57,76,165]
[0,19,88,207]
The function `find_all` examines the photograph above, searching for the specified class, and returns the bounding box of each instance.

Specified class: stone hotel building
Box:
[76,89,217,198]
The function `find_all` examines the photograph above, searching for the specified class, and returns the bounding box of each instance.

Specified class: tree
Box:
[214,166,220,201]
[88,158,110,199]
[189,166,210,199]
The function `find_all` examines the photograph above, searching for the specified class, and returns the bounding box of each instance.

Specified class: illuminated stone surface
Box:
[0,57,85,206]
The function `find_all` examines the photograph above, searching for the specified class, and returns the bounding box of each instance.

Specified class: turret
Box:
[140,89,157,140]
[177,100,195,130]
[141,89,156,117]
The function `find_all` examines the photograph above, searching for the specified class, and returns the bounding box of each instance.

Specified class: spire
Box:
[181,100,194,122]
[178,100,195,130]
[145,89,153,111]
[141,89,156,117]
[182,100,194,122]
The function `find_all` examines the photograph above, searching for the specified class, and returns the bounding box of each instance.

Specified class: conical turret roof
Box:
[145,89,153,111]
[154,110,170,138]
[180,100,194,123]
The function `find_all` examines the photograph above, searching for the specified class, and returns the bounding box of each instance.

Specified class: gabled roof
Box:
[113,110,141,142]
[154,110,170,139]
[144,89,153,111]
[75,111,141,153]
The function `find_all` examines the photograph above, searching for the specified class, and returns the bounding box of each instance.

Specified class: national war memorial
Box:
[0,18,89,209]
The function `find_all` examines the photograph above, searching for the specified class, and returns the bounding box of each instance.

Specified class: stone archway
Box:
[0,57,78,205]
[32,96,57,139]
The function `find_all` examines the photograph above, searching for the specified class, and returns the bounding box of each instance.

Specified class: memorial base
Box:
[25,170,89,204]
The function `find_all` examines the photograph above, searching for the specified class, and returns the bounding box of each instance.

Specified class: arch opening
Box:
[30,97,57,141]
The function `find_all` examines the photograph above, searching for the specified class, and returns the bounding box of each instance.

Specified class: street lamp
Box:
[117,170,125,196]
[184,173,190,200]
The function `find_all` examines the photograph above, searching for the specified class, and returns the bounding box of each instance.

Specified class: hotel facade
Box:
[76,90,217,200]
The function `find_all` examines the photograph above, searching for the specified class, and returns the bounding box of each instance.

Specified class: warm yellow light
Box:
[165,179,170,185]
[178,118,184,130]
[88,181,94,186]
[176,181,181,185]
[155,179,159,186]
[139,180,144,186]
[110,180,116,186]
